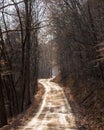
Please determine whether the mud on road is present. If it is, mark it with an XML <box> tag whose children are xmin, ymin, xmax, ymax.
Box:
<box><xmin>18</xmin><ymin>79</ymin><xmax>78</xmax><ymax>130</ymax></box>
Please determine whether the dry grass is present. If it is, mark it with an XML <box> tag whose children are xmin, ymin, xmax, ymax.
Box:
<box><xmin>54</xmin><ymin>74</ymin><xmax>104</xmax><ymax>130</ymax></box>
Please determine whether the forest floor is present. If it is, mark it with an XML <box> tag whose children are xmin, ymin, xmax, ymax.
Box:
<box><xmin>53</xmin><ymin>74</ymin><xmax>104</xmax><ymax>130</ymax></box>
<box><xmin>16</xmin><ymin>79</ymin><xmax>78</xmax><ymax>130</ymax></box>
<box><xmin>64</xmin><ymin>80</ymin><xmax>104</xmax><ymax>130</ymax></box>
<box><xmin>2</xmin><ymin>77</ymin><xmax>103</xmax><ymax>130</ymax></box>
<box><xmin>0</xmin><ymin>83</ymin><xmax>45</xmax><ymax>130</ymax></box>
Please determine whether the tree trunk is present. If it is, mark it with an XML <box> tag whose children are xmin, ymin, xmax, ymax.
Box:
<box><xmin>0</xmin><ymin>77</ymin><xmax>7</xmax><ymax>128</ymax></box>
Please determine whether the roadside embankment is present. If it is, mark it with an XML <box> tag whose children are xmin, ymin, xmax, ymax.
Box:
<box><xmin>53</xmin><ymin>74</ymin><xmax>104</xmax><ymax>130</ymax></box>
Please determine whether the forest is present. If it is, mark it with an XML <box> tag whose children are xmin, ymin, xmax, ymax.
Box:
<box><xmin>0</xmin><ymin>0</ymin><xmax>104</xmax><ymax>130</ymax></box>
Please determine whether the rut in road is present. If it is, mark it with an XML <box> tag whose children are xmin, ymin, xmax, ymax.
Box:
<box><xmin>18</xmin><ymin>79</ymin><xmax>78</xmax><ymax>130</ymax></box>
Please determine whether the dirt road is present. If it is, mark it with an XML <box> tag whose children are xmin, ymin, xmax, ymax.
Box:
<box><xmin>18</xmin><ymin>79</ymin><xmax>77</xmax><ymax>130</ymax></box>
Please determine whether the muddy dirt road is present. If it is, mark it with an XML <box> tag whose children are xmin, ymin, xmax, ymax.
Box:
<box><xmin>18</xmin><ymin>79</ymin><xmax>77</xmax><ymax>130</ymax></box>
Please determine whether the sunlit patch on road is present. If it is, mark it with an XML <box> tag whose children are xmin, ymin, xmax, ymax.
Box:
<box><xmin>19</xmin><ymin>79</ymin><xmax>78</xmax><ymax>130</ymax></box>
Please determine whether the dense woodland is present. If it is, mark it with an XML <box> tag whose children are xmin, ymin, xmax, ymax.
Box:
<box><xmin>47</xmin><ymin>0</ymin><xmax>104</xmax><ymax>129</ymax></box>
<box><xmin>0</xmin><ymin>0</ymin><xmax>104</xmax><ymax>129</ymax></box>
<box><xmin>38</xmin><ymin>43</ymin><xmax>52</xmax><ymax>78</ymax></box>
<box><xmin>0</xmin><ymin>0</ymin><xmax>41</xmax><ymax>127</ymax></box>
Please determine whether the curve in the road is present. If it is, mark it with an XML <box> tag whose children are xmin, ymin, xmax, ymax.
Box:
<box><xmin>19</xmin><ymin>79</ymin><xmax>78</xmax><ymax>130</ymax></box>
